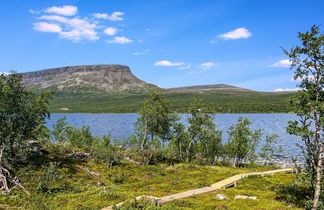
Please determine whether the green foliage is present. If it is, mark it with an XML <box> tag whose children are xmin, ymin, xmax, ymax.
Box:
<box><xmin>260</xmin><ymin>134</ymin><xmax>282</xmax><ymax>164</ymax></box>
<box><xmin>50</xmin><ymin>118</ymin><xmax>124</xmax><ymax>166</ymax></box>
<box><xmin>135</xmin><ymin>91</ymin><xmax>176</xmax><ymax>149</ymax></box>
<box><xmin>186</xmin><ymin>99</ymin><xmax>222</xmax><ymax>164</ymax></box>
<box><xmin>0</xmin><ymin>72</ymin><xmax>51</xmax><ymax>166</ymax></box>
<box><xmin>49</xmin><ymin>90</ymin><xmax>294</xmax><ymax>113</ymax></box>
<box><xmin>284</xmin><ymin>25</ymin><xmax>323</xmax><ymax>209</ymax></box>
<box><xmin>90</xmin><ymin>136</ymin><xmax>124</xmax><ymax>167</ymax></box>
<box><xmin>36</xmin><ymin>162</ymin><xmax>67</xmax><ymax>194</ymax></box>
<box><xmin>226</xmin><ymin>117</ymin><xmax>262</xmax><ymax>166</ymax></box>
<box><xmin>51</xmin><ymin>117</ymin><xmax>96</xmax><ymax>150</ymax></box>
<box><xmin>51</xmin><ymin>116</ymin><xmax>69</xmax><ymax>143</ymax></box>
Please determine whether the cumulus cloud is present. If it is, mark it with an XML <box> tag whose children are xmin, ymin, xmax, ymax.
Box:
<box><xmin>200</xmin><ymin>62</ymin><xmax>217</xmax><ymax>69</ymax></box>
<box><xmin>44</xmin><ymin>5</ymin><xmax>77</xmax><ymax>16</ymax></box>
<box><xmin>274</xmin><ymin>88</ymin><xmax>300</xmax><ymax>92</ymax></box>
<box><xmin>32</xmin><ymin>6</ymin><xmax>130</xmax><ymax>42</ymax></box>
<box><xmin>60</xmin><ymin>18</ymin><xmax>99</xmax><ymax>41</ymax></box>
<box><xmin>107</xmin><ymin>36</ymin><xmax>133</xmax><ymax>44</ymax></box>
<box><xmin>93</xmin><ymin>12</ymin><xmax>124</xmax><ymax>21</ymax></box>
<box><xmin>154</xmin><ymin>60</ymin><xmax>185</xmax><ymax>67</ymax></box>
<box><xmin>33</xmin><ymin>22</ymin><xmax>62</xmax><ymax>33</ymax></box>
<box><xmin>39</xmin><ymin>15</ymin><xmax>68</xmax><ymax>23</ymax></box>
<box><xmin>271</xmin><ymin>59</ymin><xmax>292</xmax><ymax>68</ymax></box>
<box><xmin>218</xmin><ymin>27</ymin><xmax>252</xmax><ymax>40</ymax></box>
<box><xmin>103</xmin><ymin>27</ymin><xmax>117</xmax><ymax>36</ymax></box>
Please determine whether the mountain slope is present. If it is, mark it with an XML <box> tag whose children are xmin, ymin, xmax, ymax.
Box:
<box><xmin>22</xmin><ymin>65</ymin><xmax>157</xmax><ymax>92</ymax></box>
<box><xmin>21</xmin><ymin>64</ymin><xmax>294</xmax><ymax>113</ymax></box>
<box><xmin>166</xmin><ymin>84</ymin><xmax>252</xmax><ymax>93</ymax></box>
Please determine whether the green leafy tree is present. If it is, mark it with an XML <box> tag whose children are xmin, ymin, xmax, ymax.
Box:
<box><xmin>260</xmin><ymin>134</ymin><xmax>282</xmax><ymax>165</ymax></box>
<box><xmin>186</xmin><ymin>99</ymin><xmax>222</xmax><ymax>164</ymax></box>
<box><xmin>134</xmin><ymin>91</ymin><xmax>176</xmax><ymax>150</ymax></box>
<box><xmin>226</xmin><ymin>117</ymin><xmax>262</xmax><ymax>167</ymax></box>
<box><xmin>284</xmin><ymin>25</ymin><xmax>323</xmax><ymax>210</ymax></box>
<box><xmin>0</xmin><ymin>72</ymin><xmax>51</xmax><ymax>194</ymax></box>
<box><xmin>51</xmin><ymin>117</ymin><xmax>69</xmax><ymax>143</ymax></box>
<box><xmin>168</xmin><ymin>122</ymin><xmax>190</xmax><ymax>162</ymax></box>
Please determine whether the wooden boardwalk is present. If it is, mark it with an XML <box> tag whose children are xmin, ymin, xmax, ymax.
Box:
<box><xmin>102</xmin><ymin>168</ymin><xmax>295</xmax><ymax>210</ymax></box>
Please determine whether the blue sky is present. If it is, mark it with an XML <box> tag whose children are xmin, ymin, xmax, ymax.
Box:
<box><xmin>0</xmin><ymin>0</ymin><xmax>323</xmax><ymax>91</ymax></box>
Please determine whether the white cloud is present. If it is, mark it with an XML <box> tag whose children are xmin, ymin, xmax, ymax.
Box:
<box><xmin>39</xmin><ymin>15</ymin><xmax>68</xmax><ymax>23</ymax></box>
<box><xmin>93</xmin><ymin>12</ymin><xmax>124</xmax><ymax>21</ymax></box>
<box><xmin>32</xmin><ymin>6</ymin><xmax>129</xmax><ymax>42</ymax></box>
<box><xmin>33</xmin><ymin>22</ymin><xmax>62</xmax><ymax>33</ymax></box>
<box><xmin>59</xmin><ymin>18</ymin><xmax>99</xmax><ymax>41</ymax></box>
<box><xmin>154</xmin><ymin>60</ymin><xmax>185</xmax><ymax>67</ymax></box>
<box><xmin>274</xmin><ymin>88</ymin><xmax>300</xmax><ymax>92</ymax></box>
<box><xmin>35</xmin><ymin>15</ymin><xmax>99</xmax><ymax>41</ymax></box>
<box><xmin>271</xmin><ymin>59</ymin><xmax>292</xmax><ymax>68</ymax></box>
<box><xmin>103</xmin><ymin>27</ymin><xmax>117</xmax><ymax>36</ymax></box>
<box><xmin>44</xmin><ymin>5</ymin><xmax>77</xmax><ymax>16</ymax></box>
<box><xmin>133</xmin><ymin>49</ymin><xmax>149</xmax><ymax>55</ymax></box>
<box><xmin>218</xmin><ymin>27</ymin><xmax>252</xmax><ymax>40</ymax></box>
<box><xmin>200</xmin><ymin>62</ymin><xmax>217</xmax><ymax>69</ymax></box>
<box><xmin>107</xmin><ymin>36</ymin><xmax>133</xmax><ymax>44</ymax></box>
<box><xmin>0</xmin><ymin>72</ymin><xmax>10</xmax><ymax>75</ymax></box>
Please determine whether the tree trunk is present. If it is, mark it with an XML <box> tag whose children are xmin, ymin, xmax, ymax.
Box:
<box><xmin>140</xmin><ymin>133</ymin><xmax>148</xmax><ymax>150</ymax></box>
<box><xmin>312</xmin><ymin>115</ymin><xmax>323</xmax><ymax>210</ymax></box>
<box><xmin>186</xmin><ymin>140</ymin><xmax>194</xmax><ymax>162</ymax></box>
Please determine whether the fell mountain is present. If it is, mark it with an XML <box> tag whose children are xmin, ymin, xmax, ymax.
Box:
<box><xmin>22</xmin><ymin>65</ymin><xmax>157</xmax><ymax>93</ymax></box>
<box><xmin>21</xmin><ymin>64</ymin><xmax>293</xmax><ymax>113</ymax></box>
<box><xmin>166</xmin><ymin>84</ymin><xmax>252</xmax><ymax>93</ymax></box>
<box><xmin>22</xmin><ymin>64</ymin><xmax>252</xmax><ymax>93</ymax></box>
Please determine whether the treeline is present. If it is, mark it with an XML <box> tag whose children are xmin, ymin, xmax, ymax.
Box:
<box><xmin>125</xmin><ymin>91</ymin><xmax>280</xmax><ymax>166</ymax></box>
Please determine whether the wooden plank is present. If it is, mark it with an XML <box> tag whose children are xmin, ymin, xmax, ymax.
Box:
<box><xmin>101</xmin><ymin>168</ymin><xmax>295</xmax><ymax>209</ymax></box>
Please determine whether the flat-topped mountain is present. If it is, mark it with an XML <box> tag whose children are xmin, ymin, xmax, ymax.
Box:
<box><xmin>19</xmin><ymin>64</ymin><xmax>293</xmax><ymax>113</ymax></box>
<box><xmin>22</xmin><ymin>65</ymin><xmax>251</xmax><ymax>93</ymax></box>
<box><xmin>22</xmin><ymin>65</ymin><xmax>157</xmax><ymax>92</ymax></box>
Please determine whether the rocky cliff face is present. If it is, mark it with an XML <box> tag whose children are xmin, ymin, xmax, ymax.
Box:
<box><xmin>22</xmin><ymin>65</ymin><xmax>157</xmax><ymax>92</ymax></box>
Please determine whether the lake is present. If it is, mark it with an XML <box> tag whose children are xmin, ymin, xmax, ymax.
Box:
<box><xmin>46</xmin><ymin>113</ymin><xmax>303</xmax><ymax>159</ymax></box>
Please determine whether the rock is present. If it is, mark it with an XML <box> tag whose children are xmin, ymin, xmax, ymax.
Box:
<box><xmin>234</xmin><ymin>195</ymin><xmax>257</xmax><ymax>200</ymax></box>
<box><xmin>27</xmin><ymin>140</ymin><xmax>41</xmax><ymax>153</ymax></box>
<box><xmin>215</xmin><ymin>194</ymin><xmax>228</xmax><ymax>200</ymax></box>
<box><xmin>68</xmin><ymin>152</ymin><xmax>90</xmax><ymax>160</ymax></box>
<box><xmin>135</xmin><ymin>195</ymin><xmax>160</xmax><ymax>205</ymax></box>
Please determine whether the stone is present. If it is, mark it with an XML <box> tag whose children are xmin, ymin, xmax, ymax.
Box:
<box><xmin>68</xmin><ymin>152</ymin><xmax>90</xmax><ymax>160</ymax></box>
<box><xmin>215</xmin><ymin>194</ymin><xmax>228</xmax><ymax>200</ymax></box>
<box><xmin>234</xmin><ymin>195</ymin><xmax>257</xmax><ymax>200</ymax></box>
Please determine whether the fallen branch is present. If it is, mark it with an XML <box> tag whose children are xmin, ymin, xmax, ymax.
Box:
<box><xmin>83</xmin><ymin>167</ymin><xmax>101</xmax><ymax>177</ymax></box>
<box><xmin>0</xmin><ymin>146</ymin><xmax>29</xmax><ymax>195</ymax></box>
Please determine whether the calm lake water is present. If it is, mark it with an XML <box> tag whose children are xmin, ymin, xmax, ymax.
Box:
<box><xmin>46</xmin><ymin>113</ymin><xmax>303</xmax><ymax>158</ymax></box>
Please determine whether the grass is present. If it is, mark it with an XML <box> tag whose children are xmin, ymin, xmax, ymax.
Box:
<box><xmin>49</xmin><ymin>90</ymin><xmax>294</xmax><ymax>113</ymax></box>
<box><xmin>0</xmin><ymin>152</ymin><xmax>300</xmax><ymax>210</ymax></box>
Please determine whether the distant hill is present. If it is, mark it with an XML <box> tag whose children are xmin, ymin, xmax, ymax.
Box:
<box><xmin>166</xmin><ymin>84</ymin><xmax>252</xmax><ymax>93</ymax></box>
<box><xmin>21</xmin><ymin>64</ymin><xmax>294</xmax><ymax>113</ymax></box>
<box><xmin>22</xmin><ymin>65</ymin><xmax>157</xmax><ymax>93</ymax></box>
<box><xmin>22</xmin><ymin>64</ymin><xmax>253</xmax><ymax>94</ymax></box>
